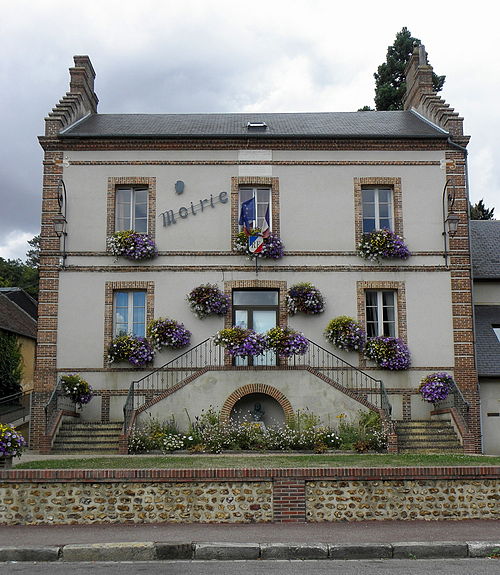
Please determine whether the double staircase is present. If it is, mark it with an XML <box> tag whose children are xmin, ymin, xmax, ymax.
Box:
<box><xmin>51</xmin><ymin>421</ymin><xmax>122</xmax><ymax>454</ymax></box>
<box><xmin>395</xmin><ymin>420</ymin><xmax>463</xmax><ymax>453</ymax></box>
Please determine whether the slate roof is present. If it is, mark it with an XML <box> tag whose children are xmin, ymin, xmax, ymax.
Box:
<box><xmin>62</xmin><ymin>111</ymin><xmax>448</xmax><ymax>139</ymax></box>
<box><xmin>474</xmin><ymin>305</ymin><xmax>500</xmax><ymax>377</ymax></box>
<box><xmin>470</xmin><ymin>220</ymin><xmax>500</xmax><ymax>279</ymax></box>
<box><xmin>0</xmin><ymin>294</ymin><xmax>37</xmax><ymax>339</ymax></box>
<box><xmin>0</xmin><ymin>287</ymin><xmax>37</xmax><ymax>320</ymax></box>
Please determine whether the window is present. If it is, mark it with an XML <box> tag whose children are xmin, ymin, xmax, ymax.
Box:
<box><xmin>493</xmin><ymin>325</ymin><xmax>500</xmax><ymax>343</ymax></box>
<box><xmin>365</xmin><ymin>290</ymin><xmax>396</xmax><ymax>338</ymax></box>
<box><xmin>233</xmin><ymin>289</ymin><xmax>278</xmax><ymax>366</ymax></box>
<box><xmin>238</xmin><ymin>187</ymin><xmax>271</xmax><ymax>232</ymax></box>
<box><xmin>115</xmin><ymin>186</ymin><xmax>148</xmax><ymax>233</ymax></box>
<box><xmin>113</xmin><ymin>291</ymin><xmax>146</xmax><ymax>337</ymax></box>
<box><xmin>362</xmin><ymin>186</ymin><xmax>393</xmax><ymax>233</ymax></box>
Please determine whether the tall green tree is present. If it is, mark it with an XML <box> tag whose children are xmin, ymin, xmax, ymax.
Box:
<box><xmin>0</xmin><ymin>236</ymin><xmax>39</xmax><ymax>300</ymax></box>
<box><xmin>470</xmin><ymin>199</ymin><xmax>495</xmax><ymax>220</ymax></box>
<box><xmin>0</xmin><ymin>331</ymin><xmax>23</xmax><ymax>399</ymax></box>
<box><xmin>374</xmin><ymin>27</ymin><xmax>445</xmax><ymax>111</ymax></box>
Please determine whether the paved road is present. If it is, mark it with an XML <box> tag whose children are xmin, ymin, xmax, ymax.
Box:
<box><xmin>1</xmin><ymin>560</ymin><xmax>499</xmax><ymax>575</ymax></box>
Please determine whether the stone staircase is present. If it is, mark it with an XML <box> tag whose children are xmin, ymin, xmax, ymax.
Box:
<box><xmin>51</xmin><ymin>421</ymin><xmax>123</xmax><ymax>454</ymax></box>
<box><xmin>395</xmin><ymin>420</ymin><xmax>463</xmax><ymax>453</ymax></box>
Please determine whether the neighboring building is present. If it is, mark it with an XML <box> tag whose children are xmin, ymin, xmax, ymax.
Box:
<box><xmin>31</xmin><ymin>47</ymin><xmax>481</xmax><ymax>453</ymax></box>
<box><xmin>0</xmin><ymin>288</ymin><xmax>37</xmax><ymax>395</ymax></box>
<box><xmin>471</xmin><ymin>220</ymin><xmax>500</xmax><ymax>454</ymax></box>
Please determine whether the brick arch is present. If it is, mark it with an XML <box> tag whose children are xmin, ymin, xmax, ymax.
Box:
<box><xmin>220</xmin><ymin>384</ymin><xmax>294</xmax><ymax>422</ymax></box>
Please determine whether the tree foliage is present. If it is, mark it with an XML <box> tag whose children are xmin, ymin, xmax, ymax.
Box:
<box><xmin>0</xmin><ymin>236</ymin><xmax>39</xmax><ymax>300</ymax></box>
<box><xmin>470</xmin><ymin>199</ymin><xmax>495</xmax><ymax>220</ymax></box>
<box><xmin>374</xmin><ymin>27</ymin><xmax>445</xmax><ymax>111</ymax></box>
<box><xmin>0</xmin><ymin>331</ymin><xmax>23</xmax><ymax>399</ymax></box>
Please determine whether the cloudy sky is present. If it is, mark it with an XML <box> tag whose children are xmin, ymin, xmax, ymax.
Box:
<box><xmin>1</xmin><ymin>0</ymin><xmax>498</xmax><ymax>260</ymax></box>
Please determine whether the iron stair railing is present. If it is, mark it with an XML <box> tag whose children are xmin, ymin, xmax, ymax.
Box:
<box><xmin>123</xmin><ymin>338</ymin><xmax>392</xmax><ymax>432</ymax></box>
<box><xmin>434</xmin><ymin>382</ymin><xmax>470</xmax><ymax>430</ymax></box>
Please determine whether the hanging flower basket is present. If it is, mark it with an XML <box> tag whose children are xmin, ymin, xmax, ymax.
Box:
<box><xmin>419</xmin><ymin>372</ymin><xmax>455</xmax><ymax>403</ymax></box>
<box><xmin>213</xmin><ymin>326</ymin><xmax>267</xmax><ymax>357</ymax></box>
<box><xmin>147</xmin><ymin>318</ymin><xmax>191</xmax><ymax>350</ymax></box>
<box><xmin>357</xmin><ymin>229</ymin><xmax>411</xmax><ymax>263</ymax></box>
<box><xmin>266</xmin><ymin>326</ymin><xmax>309</xmax><ymax>357</ymax></box>
<box><xmin>287</xmin><ymin>283</ymin><xmax>325</xmax><ymax>315</ymax></box>
<box><xmin>234</xmin><ymin>230</ymin><xmax>285</xmax><ymax>260</ymax></box>
<box><xmin>60</xmin><ymin>374</ymin><xmax>94</xmax><ymax>407</ymax></box>
<box><xmin>187</xmin><ymin>284</ymin><xmax>230</xmax><ymax>319</ymax></box>
<box><xmin>0</xmin><ymin>422</ymin><xmax>26</xmax><ymax>460</ymax></box>
<box><xmin>107</xmin><ymin>230</ymin><xmax>157</xmax><ymax>261</ymax></box>
<box><xmin>364</xmin><ymin>336</ymin><xmax>411</xmax><ymax>370</ymax></box>
<box><xmin>108</xmin><ymin>334</ymin><xmax>155</xmax><ymax>367</ymax></box>
<box><xmin>324</xmin><ymin>316</ymin><xmax>366</xmax><ymax>352</ymax></box>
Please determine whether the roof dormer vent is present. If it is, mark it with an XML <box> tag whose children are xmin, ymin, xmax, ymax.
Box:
<box><xmin>247</xmin><ymin>121</ymin><xmax>268</xmax><ymax>131</ymax></box>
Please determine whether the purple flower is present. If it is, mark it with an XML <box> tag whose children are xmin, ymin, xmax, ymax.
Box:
<box><xmin>364</xmin><ymin>336</ymin><xmax>411</xmax><ymax>370</ymax></box>
<box><xmin>234</xmin><ymin>230</ymin><xmax>285</xmax><ymax>260</ymax></box>
<box><xmin>266</xmin><ymin>326</ymin><xmax>309</xmax><ymax>357</ymax></box>
<box><xmin>325</xmin><ymin>316</ymin><xmax>366</xmax><ymax>352</ymax></box>
<box><xmin>107</xmin><ymin>231</ymin><xmax>157</xmax><ymax>261</ymax></box>
<box><xmin>357</xmin><ymin>229</ymin><xmax>411</xmax><ymax>262</ymax></box>
<box><xmin>419</xmin><ymin>372</ymin><xmax>455</xmax><ymax>403</ymax></box>
<box><xmin>213</xmin><ymin>327</ymin><xmax>267</xmax><ymax>357</ymax></box>
<box><xmin>287</xmin><ymin>283</ymin><xmax>325</xmax><ymax>315</ymax></box>
<box><xmin>187</xmin><ymin>284</ymin><xmax>230</xmax><ymax>319</ymax></box>
<box><xmin>108</xmin><ymin>334</ymin><xmax>155</xmax><ymax>367</ymax></box>
<box><xmin>147</xmin><ymin>318</ymin><xmax>191</xmax><ymax>350</ymax></box>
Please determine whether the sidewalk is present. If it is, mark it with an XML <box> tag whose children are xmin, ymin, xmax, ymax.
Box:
<box><xmin>1</xmin><ymin>521</ymin><xmax>499</xmax><ymax>562</ymax></box>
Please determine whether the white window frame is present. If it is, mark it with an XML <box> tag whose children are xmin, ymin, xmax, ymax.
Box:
<box><xmin>362</xmin><ymin>186</ymin><xmax>394</xmax><ymax>233</ymax></box>
<box><xmin>238</xmin><ymin>187</ymin><xmax>272</xmax><ymax>232</ymax></box>
<box><xmin>113</xmin><ymin>290</ymin><xmax>147</xmax><ymax>337</ymax></box>
<box><xmin>115</xmin><ymin>185</ymin><xmax>149</xmax><ymax>233</ymax></box>
<box><xmin>365</xmin><ymin>290</ymin><xmax>397</xmax><ymax>338</ymax></box>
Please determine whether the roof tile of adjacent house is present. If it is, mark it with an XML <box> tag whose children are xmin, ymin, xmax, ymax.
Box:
<box><xmin>470</xmin><ymin>220</ymin><xmax>500</xmax><ymax>279</ymax></box>
<box><xmin>0</xmin><ymin>293</ymin><xmax>37</xmax><ymax>339</ymax></box>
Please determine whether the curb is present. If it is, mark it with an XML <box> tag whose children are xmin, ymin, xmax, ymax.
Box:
<box><xmin>0</xmin><ymin>540</ymin><xmax>499</xmax><ymax>562</ymax></box>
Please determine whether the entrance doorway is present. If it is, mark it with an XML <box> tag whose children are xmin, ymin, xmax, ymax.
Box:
<box><xmin>233</xmin><ymin>289</ymin><xmax>278</xmax><ymax>366</ymax></box>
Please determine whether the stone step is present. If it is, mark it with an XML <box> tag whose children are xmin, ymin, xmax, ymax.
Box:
<box><xmin>52</xmin><ymin>422</ymin><xmax>123</xmax><ymax>454</ymax></box>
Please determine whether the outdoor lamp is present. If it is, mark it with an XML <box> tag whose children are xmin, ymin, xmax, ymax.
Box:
<box><xmin>53</xmin><ymin>214</ymin><xmax>67</xmax><ymax>237</ymax></box>
<box><xmin>446</xmin><ymin>213</ymin><xmax>460</xmax><ymax>237</ymax></box>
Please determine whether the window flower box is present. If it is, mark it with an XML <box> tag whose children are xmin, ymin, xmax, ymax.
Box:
<box><xmin>187</xmin><ymin>284</ymin><xmax>230</xmax><ymax>319</ymax></box>
<box><xmin>287</xmin><ymin>283</ymin><xmax>325</xmax><ymax>315</ymax></box>
<box><xmin>107</xmin><ymin>230</ymin><xmax>157</xmax><ymax>261</ymax></box>
<box><xmin>324</xmin><ymin>316</ymin><xmax>366</xmax><ymax>352</ymax></box>
<box><xmin>147</xmin><ymin>318</ymin><xmax>191</xmax><ymax>350</ymax></box>
<box><xmin>419</xmin><ymin>372</ymin><xmax>455</xmax><ymax>403</ymax></box>
<box><xmin>108</xmin><ymin>334</ymin><xmax>155</xmax><ymax>367</ymax></box>
<box><xmin>364</xmin><ymin>336</ymin><xmax>411</xmax><ymax>370</ymax></box>
<box><xmin>60</xmin><ymin>374</ymin><xmax>94</xmax><ymax>408</ymax></box>
<box><xmin>357</xmin><ymin>229</ymin><xmax>410</xmax><ymax>263</ymax></box>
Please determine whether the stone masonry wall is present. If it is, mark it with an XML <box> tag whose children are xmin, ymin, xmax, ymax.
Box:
<box><xmin>1</xmin><ymin>467</ymin><xmax>498</xmax><ymax>525</ymax></box>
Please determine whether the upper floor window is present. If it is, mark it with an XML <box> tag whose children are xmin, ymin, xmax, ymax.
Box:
<box><xmin>362</xmin><ymin>186</ymin><xmax>393</xmax><ymax>233</ymax></box>
<box><xmin>115</xmin><ymin>186</ymin><xmax>148</xmax><ymax>233</ymax></box>
<box><xmin>365</xmin><ymin>290</ymin><xmax>396</xmax><ymax>338</ymax></box>
<box><xmin>238</xmin><ymin>187</ymin><xmax>272</xmax><ymax>233</ymax></box>
<box><xmin>113</xmin><ymin>290</ymin><xmax>146</xmax><ymax>337</ymax></box>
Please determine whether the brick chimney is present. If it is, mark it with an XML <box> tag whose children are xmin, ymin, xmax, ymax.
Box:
<box><xmin>403</xmin><ymin>45</ymin><xmax>468</xmax><ymax>144</ymax></box>
<box><xmin>44</xmin><ymin>55</ymin><xmax>99</xmax><ymax>137</ymax></box>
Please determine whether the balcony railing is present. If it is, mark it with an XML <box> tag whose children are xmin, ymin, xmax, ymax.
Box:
<box><xmin>123</xmin><ymin>338</ymin><xmax>392</xmax><ymax>433</ymax></box>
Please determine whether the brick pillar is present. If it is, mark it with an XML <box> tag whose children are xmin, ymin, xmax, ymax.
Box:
<box><xmin>272</xmin><ymin>479</ymin><xmax>306</xmax><ymax>522</ymax></box>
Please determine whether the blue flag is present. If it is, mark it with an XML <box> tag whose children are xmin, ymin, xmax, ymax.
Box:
<box><xmin>238</xmin><ymin>197</ymin><xmax>255</xmax><ymax>235</ymax></box>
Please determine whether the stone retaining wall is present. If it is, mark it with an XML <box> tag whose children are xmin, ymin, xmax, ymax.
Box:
<box><xmin>1</xmin><ymin>467</ymin><xmax>499</xmax><ymax>525</ymax></box>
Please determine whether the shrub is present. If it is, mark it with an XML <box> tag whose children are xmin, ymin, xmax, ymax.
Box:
<box><xmin>364</xmin><ymin>336</ymin><xmax>411</xmax><ymax>370</ymax></box>
<box><xmin>324</xmin><ymin>316</ymin><xmax>366</xmax><ymax>352</ymax></box>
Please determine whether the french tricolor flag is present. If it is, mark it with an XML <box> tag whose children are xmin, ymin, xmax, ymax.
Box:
<box><xmin>261</xmin><ymin>205</ymin><xmax>271</xmax><ymax>238</ymax></box>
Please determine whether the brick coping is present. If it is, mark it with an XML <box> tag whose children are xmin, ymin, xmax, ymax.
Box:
<box><xmin>2</xmin><ymin>466</ymin><xmax>499</xmax><ymax>482</ymax></box>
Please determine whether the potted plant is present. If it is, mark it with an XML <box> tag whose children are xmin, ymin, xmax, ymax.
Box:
<box><xmin>147</xmin><ymin>318</ymin><xmax>191</xmax><ymax>350</ymax></box>
<box><xmin>324</xmin><ymin>316</ymin><xmax>366</xmax><ymax>352</ymax></box>
<box><xmin>187</xmin><ymin>284</ymin><xmax>230</xmax><ymax>319</ymax></box>
<box><xmin>265</xmin><ymin>326</ymin><xmax>309</xmax><ymax>357</ymax></box>
<box><xmin>108</xmin><ymin>334</ymin><xmax>155</xmax><ymax>367</ymax></box>
<box><xmin>234</xmin><ymin>229</ymin><xmax>285</xmax><ymax>260</ymax></box>
<box><xmin>213</xmin><ymin>326</ymin><xmax>267</xmax><ymax>357</ymax></box>
<box><xmin>364</xmin><ymin>336</ymin><xmax>411</xmax><ymax>370</ymax></box>
<box><xmin>60</xmin><ymin>373</ymin><xmax>94</xmax><ymax>408</ymax></box>
<box><xmin>357</xmin><ymin>229</ymin><xmax>411</xmax><ymax>262</ymax></box>
<box><xmin>0</xmin><ymin>422</ymin><xmax>27</xmax><ymax>468</ymax></box>
<box><xmin>287</xmin><ymin>282</ymin><xmax>325</xmax><ymax>315</ymax></box>
<box><xmin>107</xmin><ymin>230</ymin><xmax>157</xmax><ymax>261</ymax></box>
<box><xmin>419</xmin><ymin>372</ymin><xmax>455</xmax><ymax>404</ymax></box>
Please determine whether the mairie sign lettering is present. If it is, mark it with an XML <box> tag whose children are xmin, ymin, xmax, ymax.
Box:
<box><xmin>161</xmin><ymin>191</ymin><xmax>228</xmax><ymax>227</ymax></box>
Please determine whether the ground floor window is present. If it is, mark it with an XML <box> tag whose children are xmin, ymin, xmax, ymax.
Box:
<box><xmin>233</xmin><ymin>289</ymin><xmax>278</xmax><ymax>365</ymax></box>
<box><xmin>365</xmin><ymin>290</ymin><xmax>397</xmax><ymax>338</ymax></box>
<box><xmin>113</xmin><ymin>290</ymin><xmax>147</xmax><ymax>337</ymax></box>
